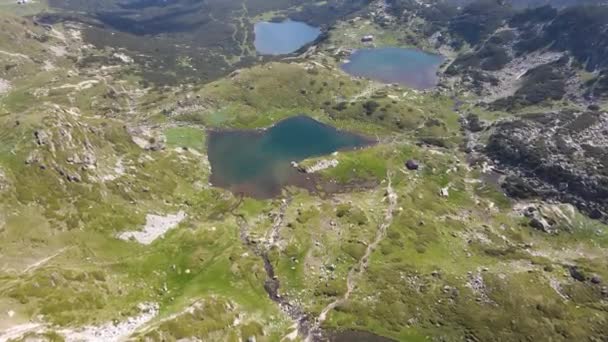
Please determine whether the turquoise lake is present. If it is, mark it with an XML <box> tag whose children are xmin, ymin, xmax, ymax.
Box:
<box><xmin>253</xmin><ymin>20</ymin><xmax>321</xmax><ymax>55</ymax></box>
<box><xmin>341</xmin><ymin>47</ymin><xmax>444</xmax><ymax>90</ymax></box>
<box><xmin>207</xmin><ymin>116</ymin><xmax>372</xmax><ymax>198</ymax></box>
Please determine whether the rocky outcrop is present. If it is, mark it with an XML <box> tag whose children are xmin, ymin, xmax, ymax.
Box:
<box><xmin>441</xmin><ymin>4</ymin><xmax>608</xmax><ymax>103</ymax></box>
<box><xmin>128</xmin><ymin>126</ymin><xmax>166</xmax><ymax>151</ymax></box>
<box><xmin>118</xmin><ymin>211</ymin><xmax>186</xmax><ymax>245</ymax></box>
<box><xmin>0</xmin><ymin>78</ymin><xmax>11</xmax><ymax>95</ymax></box>
<box><xmin>34</xmin><ymin>130</ymin><xmax>51</xmax><ymax>146</ymax></box>
<box><xmin>486</xmin><ymin>110</ymin><xmax>608</xmax><ymax>222</ymax></box>
<box><xmin>405</xmin><ymin>159</ymin><xmax>419</xmax><ymax>170</ymax></box>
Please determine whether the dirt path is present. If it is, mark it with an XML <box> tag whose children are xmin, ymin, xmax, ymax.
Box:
<box><xmin>308</xmin><ymin>172</ymin><xmax>399</xmax><ymax>340</ymax></box>
<box><xmin>349</xmin><ymin>82</ymin><xmax>386</xmax><ymax>101</ymax></box>
<box><xmin>0</xmin><ymin>50</ymin><xmax>31</xmax><ymax>61</ymax></box>
<box><xmin>22</xmin><ymin>247</ymin><xmax>69</xmax><ymax>274</ymax></box>
<box><xmin>223</xmin><ymin>0</ymin><xmax>251</xmax><ymax>65</ymax></box>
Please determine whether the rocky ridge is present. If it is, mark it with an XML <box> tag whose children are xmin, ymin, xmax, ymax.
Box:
<box><xmin>486</xmin><ymin>110</ymin><xmax>608</xmax><ymax>222</ymax></box>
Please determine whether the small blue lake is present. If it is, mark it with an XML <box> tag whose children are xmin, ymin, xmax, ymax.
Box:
<box><xmin>254</xmin><ymin>20</ymin><xmax>321</xmax><ymax>55</ymax></box>
<box><xmin>341</xmin><ymin>48</ymin><xmax>444</xmax><ymax>90</ymax></box>
<box><xmin>207</xmin><ymin>116</ymin><xmax>372</xmax><ymax>198</ymax></box>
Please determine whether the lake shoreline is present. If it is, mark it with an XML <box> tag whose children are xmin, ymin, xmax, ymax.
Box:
<box><xmin>254</xmin><ymin>20</ymin><xmax>322</xmax><ymax>55</ymax></box>
<box><xmin>206</xmin><ymin>115</ymin><xmax>376</xmax><ymax>198</ymax></box>
<box><xmin>340</xmin><ymin>47</ymin><xmax>445</xmax><ymax>90</ymax></box>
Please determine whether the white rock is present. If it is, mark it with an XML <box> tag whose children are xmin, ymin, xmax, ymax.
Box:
<box><xmin>118</xmin><ymin>211</ymin><xmax>186</xmax><ymax>245</ymax></box>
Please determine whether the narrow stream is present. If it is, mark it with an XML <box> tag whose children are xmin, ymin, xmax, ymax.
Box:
<box><xmin>234</xmin><ymin>198</ymin><xmax>317</xmax><ymax>340</ymax></box>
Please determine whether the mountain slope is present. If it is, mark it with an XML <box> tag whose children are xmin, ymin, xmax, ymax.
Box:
<box><xmin>1</xmin><ymin>2</ymin><xmax>608</xmax><ymax>342</ymax></box>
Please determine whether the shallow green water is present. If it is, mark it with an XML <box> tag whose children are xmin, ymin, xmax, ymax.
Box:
<box><xmin>207</xmin><ymin>115</ymin><xmax>372</xmax><ymax>197</ymax></box>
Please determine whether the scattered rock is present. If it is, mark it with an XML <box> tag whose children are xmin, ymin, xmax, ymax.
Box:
<box><xmin>523</xmin><ymin>206</ymin><xmax>536</xmax><ymax>217</ymax></box>
<box><xmin>58</xmin><ymin>302</ymin><xmax>158</xmax><ymax>341</ymax></box>
<box><xmin>113</xmin><ymin>52</ymin><xmax>133</xmax><ymax>63</ymax></box>
<box><xmin>0</xmin><ymin>168</ymin><xmax>10</xmax><ymax>192</ymax></box>
<box><xmin>590</xmin><ymin>209</ymin><xmax>604</xmax><ymax>220</ymax></box>
<box><xmin>290</xmin><ymin>161</ymin><xmax>307</xmax><ymax>173</ymax></box>
<box><xmin>118</xmin><ymin>211</ymin><xmax>187</xmax><ymax>245</ymax></box>
<box><xmin>439</xmin><ymin>187</ymin><xmax>449</xmax><ymax>197</ymax></box>
<box><xmin>25</xmin><ymin>152</ymin><xmax>39</xmax><ymax>165</ymax></box>
<box><xmin>466</xmin><ymin>271</ymin><xmax>492</xmax><ymax>304</ymax></box>
<box><xmin>128</xmin><ymin>126</ymin><xmax>166</xmax><ymax>151</ymax></box>
<box><xmin>486</xmin><ymin>110</ymin><xmax>608</xmax><ymax>222</ymax></box>
<box><xmin>34</xmin><ymin>130</ymin><xmax>50</xmax><ymax>146</ymax></box>
<box><xmin>67</xmin><ymin>173</ymin><xmax>82</xmax><ymax>182</ymax></box>
<box><xmin>568</xmin><ymin>266</ymin><xmax>587</xmax><ymax>282</ymax></box>
<box><xmin>0</xmin><ymin>78</ymin><xmax>11</xmax><ymax>95</ymax></box>
<box><xmin>361</xmin><ymin>35</ymin><xmax>374</xmax><ymax>42</ymax></box>
<box><xmin>302</xmin><ymin>159</ymin><xmax>339</xmax><ymax>173</ymax></box>
<box><xmin>405</xmin><ymin>159</ymin><xmax>419</xmax><ymax>170</ymax></box>
<box><xmin>529</xmin><ymin>217</ymin><xmax>551</xmax><ymax>232</ymax></box>
<box><xmin>82</xmin><ymin>151</ymin><xmax>97</xmax><ymax>168</ymax></box>
<box><xmin>519</xmin><ymin>204</ymin><xmax>561</xmax><ymax>234</ymax></box>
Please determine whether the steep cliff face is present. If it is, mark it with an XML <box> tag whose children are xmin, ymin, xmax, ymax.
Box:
<box><xmin>486</xmin><ymin>110</ymin><xmax>608</xmax><ymax>221</ymax></box>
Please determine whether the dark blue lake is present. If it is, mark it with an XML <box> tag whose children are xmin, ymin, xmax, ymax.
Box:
<box><xmin>254</xmin><ymin>20</ymin><xmax>321</xmax><ymax>55</ymax></box>
<box><xmin>207</xmin><ymin>116</ymin><xmax>372</xmax><ymax>198</ymax></box>
<box><xmin>341</xmin><ymin>48</ymin><xmax>444</xmax><ymax>90</ymax></box>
